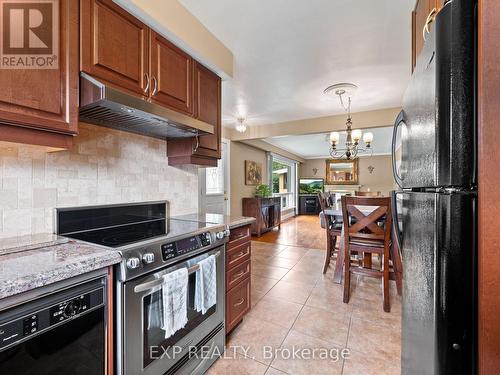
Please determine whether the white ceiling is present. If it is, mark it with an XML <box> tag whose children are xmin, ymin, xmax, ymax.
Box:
<box><xmin>180</xmin><ymin>0</ymin><xmax>414</xmax><ymax>128</ymax></box>
<box><xmin>263</xmin><ymin>126</ymin><xmax>393</xmax><ymax>159</ymax></box>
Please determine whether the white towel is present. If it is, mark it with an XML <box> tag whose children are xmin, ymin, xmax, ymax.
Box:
<box><xmin>194</xmin><ymin>255</ymin><xmax>217</xmax><ymax>314</ymax></box>
<box><xmin>147</xmin><ymin>289</ymin><xmax>163</xmax><ymax>330</ymax></box>
<box><xmin>161</xmin><ymin>268</ymin><xmax>188</xmax><ymax>339</ymax></box>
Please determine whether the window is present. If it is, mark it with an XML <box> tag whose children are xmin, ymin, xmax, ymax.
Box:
<box><xmin>269</xmin><ymin>154</ymin><xmax>298</xmax><ymax>211</ymax></box>
<box><xmin>206</xmin><ymin>158</ymin><xmax>224</xmax><ymax>195</ymax></box>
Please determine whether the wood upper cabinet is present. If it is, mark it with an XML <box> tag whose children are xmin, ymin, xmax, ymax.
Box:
<box><xmin>80</xmin><ymin>0</ymin><xmax>222</xmax><ymax>166</ymax></box>
<box><xmin>0</xmin><ymin>0</ymin><xmax>78</xmax><ymax>147</ymax></box>
<box><xmin>166</xmin><ymin>62</ymin><xmax>222</xmax><ymax>166</ymax></box>
<box><xmin>81</xmin><ymin>0</ymin><xmax>149</xmax><ymax>96</ymax></box>
<box><xmin>194</xmin><ymin>62</ymin><xmax>222</xmax><ymax>157</ymax></box>
<box><xmin>412</xmin><ymin>0</ymin><xmax>445</xmax><ymax>70</ymax></box>
<box><xmin>150</xmin><ymin>32</ymin><xmax>194</xmax><ymax>115</ymax></box>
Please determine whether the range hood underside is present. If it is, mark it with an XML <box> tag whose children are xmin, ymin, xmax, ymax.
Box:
<box><xmin>79</xmin><ymin>74</ymin><xmax>214</xmax><ymax>139</ymax></box>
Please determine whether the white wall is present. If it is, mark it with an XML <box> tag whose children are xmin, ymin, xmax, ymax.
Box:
<box><xmin>0</xmin><ymin>123</ymin><xmax>199</xmax><ymax>238</ymax></box>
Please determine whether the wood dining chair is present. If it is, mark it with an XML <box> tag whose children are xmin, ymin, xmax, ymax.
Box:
<box><xmin>341</xmin><ymin>196</ymin><xmax>393</xmax><ymax>312</ymax></box>
<box><xmin>318</xmin><ymin>192</ymin><xmax>342</xmax><ymax>274</ymax></box>
<box><xmin>355</xmin><ymin>191</ymin><xmax>382</xmax><ymax>197</ymax></box>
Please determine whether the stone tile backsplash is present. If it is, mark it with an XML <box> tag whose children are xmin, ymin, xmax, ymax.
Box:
<box><xmin>0</xmin><ymin>123</ymin><xmax>199</xmax><ymax>238</ymax></box>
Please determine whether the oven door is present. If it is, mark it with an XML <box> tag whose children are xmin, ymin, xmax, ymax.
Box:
<box><xmin>121</xmin><ymin>246</ymin><xmax>225</xmax><ymax>375</ymax></box>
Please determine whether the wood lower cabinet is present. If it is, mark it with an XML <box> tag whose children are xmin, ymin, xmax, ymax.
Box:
<box><xmin>0</xmin><ymin>0</ymin><xmax>78</xmax><ymax>148</ymax></box>
<box><xmin>243</xmin><ymin>198</ymin><xmax>281</xmax><ymax>237</ymax></box>
<box><xmin>225</xmin><ymin>224</ymin><xmax>252</xmax><ymax>334</ymax></box>
<box><xmin>81</xmin><ymin>0</ymin><xmax>149</xmax><ymax>97</ymax></box>
<box><xmin>227</xmin><ymin>241</ymin><xmax>251</xmax><ymax>269</ymax></box>
<box><xmin>226</xmin><ymin>277</ymin><xmax>251</xmax><ymax>333</ymax></box>
<box><xmin>150</xmin><ymin>32</ymin><xmax>194</xmax><ymax>115</ymax></box>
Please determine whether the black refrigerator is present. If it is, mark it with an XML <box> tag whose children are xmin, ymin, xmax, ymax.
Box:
<box><xmin>391</xmin><ymin>1</ymin><xmax>477</xmax><ymax>374</ymax></box>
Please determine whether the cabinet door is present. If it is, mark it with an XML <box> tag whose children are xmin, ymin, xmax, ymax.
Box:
<box><xmin>0</xmin><ymin>0</ymin><xmax>78</xmax><ymax>135</ymax></box>
<box><xmin>261</xmin><ymin>206</ymin><xmax>270</xmax><ymax>231</ymax></box>
<box><xmin>81</xmin><ymin>0</ymin><xmax>149</xmax><ymax>96</ymax></box>
<box><xmin>412</xmin><ymin>0</ymin><xmax>433</xmax><ymax>70</ymax></box>
<box><xmin>150</xmin><ymin>31</ymin><xmax>194</xmax><ymax>115</ymax></box>
<box><xmin>194</xmin><ymin>62</ymin><xmax>221</xmax><ymax>158</ymax></box>
<box><xmin>226</xmin><ymin>277</ymin><xmax>251</xmax><ymax>333</ymax></box>
<box><xmin>273</xmin><ymin>203</ymin><xmax>281</xmax><ymax>226</ymax></box>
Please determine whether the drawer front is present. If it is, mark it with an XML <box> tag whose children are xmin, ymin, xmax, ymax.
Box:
<box><xmin>226</xmin><ymin>241</ymin><xmax>251</xmax><ymax>270</ymax></box>
<box><xmin>226</xmin><ymin>277</ymin><xmax>251</xmax><ymax>332</ymax></box>
<box><xmin>228</xmin><ymin>225</ymin><xmax>251</xmax><ymax>248</ymax></box>
<box><xmin>226</xmin><ymin>260</ymin><xmax>251</xmax><ymax>291</ymax></box>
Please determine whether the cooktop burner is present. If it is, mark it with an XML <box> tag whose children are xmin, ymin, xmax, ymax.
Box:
<box><xmin>66</xmin><ymin>218</ymin><xmax>218</xmax><ymax>248</ymax></box>
<box><xmin>57</xmin><ymin>202</ymin><xmax>230</xmax><ymax>284</ymax></box>
<box><xmin>101</xmin><ymin>231</ymin><xmax>151</xmax><ymax>246</ymax></box>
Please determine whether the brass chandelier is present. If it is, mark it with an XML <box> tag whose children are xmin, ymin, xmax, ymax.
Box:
<box><xmin>324</xmin><ymin>83</ymin><xmax>374</xmax><ymax>160</ymax></box>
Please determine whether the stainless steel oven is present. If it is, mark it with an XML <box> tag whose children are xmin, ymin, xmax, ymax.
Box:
<box><xmin>56</xmin><ymin>202</ymin><xmax>229</xmax><ymax>375</ymax></box>
<box><xmin>119</xmin><ymin>246</ymin><xmax>225</xmax><ymax>375</ymax></box>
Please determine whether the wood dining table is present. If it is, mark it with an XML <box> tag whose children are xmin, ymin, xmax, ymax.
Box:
<box><xmin>321</xmin><ymin>205</ymin><xmax>402</xmax><ymax>288</ymax></box>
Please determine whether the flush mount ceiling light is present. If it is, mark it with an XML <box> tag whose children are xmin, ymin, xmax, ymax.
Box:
<box><xmin>235</xmin><ymin>118</ymin><xmax>247</xmax><ymax>133</ymax></box>
<box><xmin>324</xmin><ymin>83</ymin><xmax>373</xmax><ymax>160</ymax></box>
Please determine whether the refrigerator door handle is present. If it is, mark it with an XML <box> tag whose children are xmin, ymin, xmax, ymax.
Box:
<box><xmin>392</xmin><ymin>110</ymin><xmax>405</xmax><ymax>189</ymax></box>
<box><xmin>390</xmin><ymin>190</ymin><xmax>403</xmax><ymax>250</ymax></box>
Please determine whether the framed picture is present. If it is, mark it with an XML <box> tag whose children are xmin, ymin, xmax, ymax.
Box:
<box><xmin>325</xmin><ymin>159</ymin><xmax>359</xmax><ymax>185</ymax></box>
<box><xmin>245</xmin><ymin>160</ymin><xmax>263</xmax><ymax>185</ymax></box>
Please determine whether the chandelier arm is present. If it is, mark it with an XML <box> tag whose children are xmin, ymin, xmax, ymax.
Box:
<box><xmin>329</xmin><ymin>149</ymin><xmax>347</xmax><ymax>159</ymax></box>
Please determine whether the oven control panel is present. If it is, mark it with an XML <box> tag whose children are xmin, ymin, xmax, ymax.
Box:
<box><xmin>161</xmin><ymin>232</ymin><xmax>211</xmax><ymax>261</ymax></box>
<box><xmin>0</xmin><ymin>288</ymin><xmax>103</xmax><ymax>351</ymax></box>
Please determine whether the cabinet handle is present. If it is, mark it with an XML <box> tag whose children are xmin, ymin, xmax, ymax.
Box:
<box><xmin>233</xmin><ymin>270</ymin><xmax>246</xmax><ymax>278</ymax></box>
<box><xmin>233</xmin><ymin>232</ymin><xmax>247</xmax><ymax>240</ymax></box>
<box><xmin>143</xmin><ymin>73</ymin><xmax>150</xmax><ymax>94</ymax></box>
<box><xmin>192</xmin><ymin>132</ymin><xmax>199</xmax><ymax>153</ymax></box>
<box><xmin>151</xmin><ymin>76</ymin><xmax>158</xmax><ymax>96</ymax></box>
<box><xmin>422</xmin><ymin>8</ymin><xmax>438</xmax><ymax>42</ymax></box>
<box><xmin>233</xmin><ymin>298</ymin><xmax>245</xmax><ymax>307</ymax></box>
<box><xmin>234</xmin><ymin>249</ymin><xmax>249</xmax><ymax>258</ymax></box>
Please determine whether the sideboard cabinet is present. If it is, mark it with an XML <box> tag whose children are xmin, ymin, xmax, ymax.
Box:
<box><xmin>242</xmin><ymin>197</ymin><xmax>281</xmax><ymax>237</ymax></box>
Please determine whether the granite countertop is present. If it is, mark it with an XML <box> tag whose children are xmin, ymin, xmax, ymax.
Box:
<box><xmin>172</xmin><ymin>213</ymin><xmax>255</xmax><ymax>229</ymax></box>
<box><xmin>0</xmin><ymin>233</ymin><xmax>69</xmax><ymax>256</ymax></box>
<box><xmin>0</xmin><ymin>240</ymin><xmax>121</xmax><ymax>300</ymax></box>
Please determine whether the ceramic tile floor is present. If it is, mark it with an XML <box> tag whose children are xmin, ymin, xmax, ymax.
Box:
<box><xmin>208</xmin><ymin>241</ymin><xmax>402</xmax><ymax>375</ymax></box>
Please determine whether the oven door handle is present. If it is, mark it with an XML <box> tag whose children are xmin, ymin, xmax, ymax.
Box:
<box><xmin>133</xmin><ymin>251</ymin><xmax>221</xmax><ymax>294</ymax></box>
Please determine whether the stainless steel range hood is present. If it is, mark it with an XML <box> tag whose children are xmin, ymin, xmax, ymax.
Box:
<box><xmin>79</xmin><ymin>73</ymin><xmax>214</xmax><ymax>139</ymax></box>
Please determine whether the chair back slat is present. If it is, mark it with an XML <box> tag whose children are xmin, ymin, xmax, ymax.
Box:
<box><xmin>350</xmin><ymin>232</ymin><xmax>386</xmax><ymax>241</ymax></box>
<box><xmin>341</xmin><ymin>196</ymin><xmax>392</xmax><ymax>241</ymax></box>
<box><xmin>355</xmin><ymin>191</ymin><xmax>382</xmax><ymax>197</ymax></box>
<box><xmin>317</xmin><ymin>192</ymin><xmax>329</xmax><ymax>211</ymax></box>
<box><xmin>347</xmin><ymin>206</ymin><xmax>387</xmax><ymax>235</ymax></box>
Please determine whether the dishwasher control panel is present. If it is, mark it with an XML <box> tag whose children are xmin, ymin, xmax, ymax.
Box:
<box><xmin>0</xmin><ymin>287</ymin><xmax>103</xmax><ymax>351</ymax></box>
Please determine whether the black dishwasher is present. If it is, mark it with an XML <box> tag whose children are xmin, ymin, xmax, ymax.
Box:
<box><xmin>0</xmin><ymin>277</ymin><xmax>107</xmax><ymax>375</ymax></box>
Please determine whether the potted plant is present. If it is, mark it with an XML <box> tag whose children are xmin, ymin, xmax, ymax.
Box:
<box><xmin>255</xmin><ymin>184</ymin><xmax>272</xmax><ymax>198</ymax></box>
